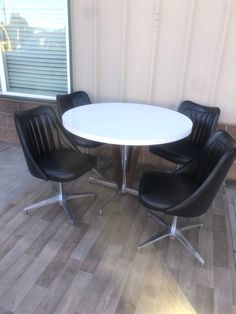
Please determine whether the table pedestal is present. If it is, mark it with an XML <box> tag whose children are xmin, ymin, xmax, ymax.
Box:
<box><xmin>88</xmin><ymin>145</ymin><xmax>140</xmax><ymax>213</ymax></box>
<box><xmin>112</xmin><ymin>145</ymin><xmax>141</xmax><ymax>191</ymax></box>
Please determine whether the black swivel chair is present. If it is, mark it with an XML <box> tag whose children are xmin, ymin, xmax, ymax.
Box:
<box><xmin>57</xmin><ymin>91</ymin><xmax>103</xmax><ymax>149</ymax></box>
<box><xmin>57</xmin><ymin>91</ymin><xmax>104</xmax><ymax>179</ymax></box>
<box><xmin>14</xmin><ymin>105</ymin><xmax>97</xmax><ymax>225</ymax></box>
<box><xmin>149</xmin><ymin>101</ymin><xmax>220</xmax><ymax>165</ymax></box>
<box><xmin>138</xmin><ymin>130</ymin><xmax>236</xmax><ymax>265</ymax></box>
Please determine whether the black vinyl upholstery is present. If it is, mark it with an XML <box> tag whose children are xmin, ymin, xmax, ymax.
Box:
<box><xmin>14</xmin><ymin>105</ymin><xmax>96</xmax><ymax>182</ymax></box>
<box><xmin>139</xmin><ymin>130</ymin><xmax>235</xmax><ymax>264</ymax></box>
<box><xmin>149</xmin><ymin>101</ymin><xmax>220</xmax><ymax>164</ymax></box>
<box><xmin>140</xmin><ymin>130</ymin><xmax>236</xmax><ymax>218</ymax></box>
<box><xmin>57</xmin><ymin>91</ymin><xmax>103</xmax><ymax>148</ymax></box>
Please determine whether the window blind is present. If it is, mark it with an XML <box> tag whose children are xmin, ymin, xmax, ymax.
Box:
<box><xmin>0</xmin><ymin>1</ymin><xmax>69</xmax><ymax>97</ymax></box>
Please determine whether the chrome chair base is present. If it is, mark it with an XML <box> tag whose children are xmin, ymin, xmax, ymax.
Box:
<box><xmin>138</xmin><ymin>212</ymin><xmax>204</xmax><ymax>266</ymax></box>
<box><xmin>24</xmin><ymin>182</ymin><xmax>97</xmax><ymax>225</ymax></box>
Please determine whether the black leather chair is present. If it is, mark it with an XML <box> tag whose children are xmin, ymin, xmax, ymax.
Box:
<box><xmin>138</xmin><ymin>130</ymin><xmax>236</xmax><ymax>265</ymax></box>
<box><xmin>57</xmin><ymin>91</ymin><xmax>103</xmax><ymax>149</ymax></box>
<box><xmin>149</xmin><ymin>101</ymin><xmax>220</xmax><ymax>165</ymax></box>
<box><xmin>14</xmin><ymin>105</ymin><xmax>97</xmax><ymax>225</ymax></box>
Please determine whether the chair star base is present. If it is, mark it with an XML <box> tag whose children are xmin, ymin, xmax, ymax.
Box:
<box><xmin>138</xmin><ymin>212</ymin><xmax>204</xmax><ymax>266</ymax></box>
<box><xmin>24</xmin><ymin>182</ymin><xmax>96</xmax><ymax>225</ymax></box>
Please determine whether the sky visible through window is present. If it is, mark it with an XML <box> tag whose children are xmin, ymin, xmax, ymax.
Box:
<box><xmin>0</xmin><ymin>0</ymin><xmax>68</xmax><ymax>97</ymax></box>
<box><xmin>0</xmin><ymin>0</ymin><xmax>65</xmax><ymax>29</ymax></box>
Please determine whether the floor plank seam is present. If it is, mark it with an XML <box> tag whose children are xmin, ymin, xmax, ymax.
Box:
<box><xmin>0</xmin><ymin>144</ymin><xmax>235</xmax><ymax>313</ymax></box>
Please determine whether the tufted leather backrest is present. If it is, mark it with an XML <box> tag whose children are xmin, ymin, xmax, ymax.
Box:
<box><xmin>179</xmin><ymin>101</ymin><xmax>220</xmax><ymax>148</ymax></box>
<box><xmin>14</xmin><ymin>105</ymin><xmax>77</xmax><ymax>179</ymax></box>
<box><xmin>56</xmin><ymin>91</ymin><xmax>91</xmax><ymax>121</ymax></box>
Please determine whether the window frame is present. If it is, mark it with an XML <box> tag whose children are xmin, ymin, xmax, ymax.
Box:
<box><xmin>0</xmin><ymin>0</ymin><xmax>71</xmax><ymax>100</ymax></box>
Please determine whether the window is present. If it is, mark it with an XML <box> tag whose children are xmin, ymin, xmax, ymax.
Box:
<box><xmin>0</xmin><ymin>0</ymin><xmax>70</xmax><ymax>99</ymax></box>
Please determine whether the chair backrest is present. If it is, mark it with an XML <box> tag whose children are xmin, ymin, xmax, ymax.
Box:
<box><xmin>56</xmin><ymin>91</ymin><xmax>91</xmax><ymax>120</ymax></box>
<box><xmin>14</xmin><ymin>105</ymin><xmax>77</xmax><ymax>180</ymax></box>
<box><xmin>178</xmin><ymin>101</ymin><xmax>220</xmax><ymax>148</ymax></box>
<box><xmin>168</xmin><ymin>130</ymin><xmax>236</xmax><ymax>217</ymax></box>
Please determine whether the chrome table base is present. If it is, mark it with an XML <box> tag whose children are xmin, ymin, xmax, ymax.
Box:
<box><xmin>24</xmin><ymin>182</ymin><xmax>96</xmax><ymax>225</ymax></box>
<box><xmin>138</xmin><ymin>212</ymin><xmax>205</xmax><ymax>266</ymax></box>
<box><xmin>89</xmin><ymin>145</ymin><xmax>138</xmax><ymax>214</ymax></box>
<box><xmin>88</xmin><ymin>177</ymin><xmax>138</xmax><ymax>215</ymax></box>
<box><xmin>88</xmin><ymin>177</ymin><xmax>138</xmax><ymax>196</ymax></box>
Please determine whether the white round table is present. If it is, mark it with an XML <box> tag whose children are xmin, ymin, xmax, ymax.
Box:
<box><xmin>63</xmin><ymin>103</ymin><xmax>192</xmax><ymax>200</ymax></box>
<box><xmin>63</xmin><ymin>103</ymin><xmax>192</xmax><ymax>146</ymax></box>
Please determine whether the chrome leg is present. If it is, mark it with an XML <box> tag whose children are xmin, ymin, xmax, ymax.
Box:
<box><xmin>180</xmin><ymin>223</ymin><xmax>203</xmax><ymax>232</ymax></box>
<box><xmin>170</xmin><ymin>216</ymin><xmax>177</xmax><ymax>240</ymax></box>
<box><xmin>138</xmin><ymin>215</ymin><xmax>205</xmax><ymax>265</ymax></box>
<box><xmin>120</xmin><ymin>145</ymin><xmax>138</xmax><ymax>195</ymax></box>
<box><xmin>61</xmin><ymin>199</ymin><xmax>74</xmax><ymax>225</ymax></box>
<box><xmin>78</xmin><ymin>146</ymin><xmax>103</xmax><ymax>178</ymax></box>
<box><xmin>89</xmin><ymin>145</ymin><xmax>138</xmax><ymax>196</ymax></box>
<box><xmin>24</xmin><ymin>182</ymin><xmax>96</xmax><ymax>225</ymax></box>
<box><xmin>138</xmin><ymin>229</ymin><xmax>170</xmax><ymax>250</ymax></box>
<box><xmin>88</xmin><ymin>177</ymin><xmax>118</xmax><ymax>189</ymax></box>
<box><xmin>65</xmin><ymin>192</ymin><xmax>97</xmax><ymax>201</ymax></box>
<box><xmin>124</xmin><ymin>187</ymin><xmax>138</xmax><ymax>196</ymax></box>
<box><xmin>121</xmin><ymin>145</ymin><xmax>128</xmax><ymax>193</ymax></box>
<box><xmin>24</xmin><ymin>195</ymin><xmax>59</xmax><ymax>214</ymax></box>
<box><xmin>92</xmin><ymin>168</ymin><xmax>103</xmax><ymax>178</ymax></box>
<box><xmin>176</xmin><ymin>229</ymin><xmax>205</xmax><ymax>266</ymax></box>
<box><xmin>86</xmin><ymin>166</ymin><xmax>103</xmax><ymax>186</ymax></box>
<box><xmin>58</xmin><ymin>182</ymin><xmax>75</xmax><ymax>225</ymax></box>
<box><xmin>88</xmin><ymin>177</ymin><xmax>118</xmax><ymax>215</ymax></box>
<box><xmin>88</xmin><ymin>145</ymin><xmax>138</xmax><ymax>215</ymax></box>
<box><xmin>99</xmin><ymin>190</ymin><xmax>117</xmax><ymax>216</ymax></box>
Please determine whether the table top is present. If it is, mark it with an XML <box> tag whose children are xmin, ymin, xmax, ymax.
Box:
<box><xmin>62</xmin><ymin>102</ymin><xmax>193</xmax><ymax>146</ymax></box>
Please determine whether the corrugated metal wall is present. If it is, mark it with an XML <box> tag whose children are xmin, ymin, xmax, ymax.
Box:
<box><xmin>71</xmin><ymin>0</ymin><xmax>236</xmax><ymax>124</ymax></box>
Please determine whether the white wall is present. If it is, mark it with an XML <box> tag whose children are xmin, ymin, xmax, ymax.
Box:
<box><xmin>70</xmin><ymin>0</ymin><xmax>236</xmax><ymax>124</ymax></box>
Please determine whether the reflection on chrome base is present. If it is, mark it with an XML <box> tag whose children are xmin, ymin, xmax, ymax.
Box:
<box><xmin>24</xmin><ymin>182</ymin><xmax>96</xmax><ymax>225</ymax></box>
<box><xmin>88</xmin><ymin>145</ymin><xmax>138</xmax><ymax>215</ymax></box>
<box><xmin>138</xmin><ymin>212</ymin><xmax>204</xmax><ymax>266</ymax></box>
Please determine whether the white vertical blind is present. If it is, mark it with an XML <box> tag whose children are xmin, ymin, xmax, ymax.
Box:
<box><xmin>0</xmin><ymin>0</ymin><xmax>69</xmax><ymax>97</ymax></box>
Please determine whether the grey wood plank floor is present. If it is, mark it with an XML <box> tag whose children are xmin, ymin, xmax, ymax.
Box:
<box><xmin>226</xmin><ymin>183</ymin><xmax>236</xmax><ymax>268</ymax></box>
<box><xmin>0</xmin><ymin>143</ymin><xmax>235</xmax><ymax>314</ymax></box>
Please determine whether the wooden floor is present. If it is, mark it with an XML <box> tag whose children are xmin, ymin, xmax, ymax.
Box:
<box><xmin>226</xmin><ymin>183</ymin><xmax>236</xmax><ymax>267</ymax></box>
<box><xmin>0</xmin><ymin>143</ymin><xmax>236</xmax><ymax>314</ymax></box>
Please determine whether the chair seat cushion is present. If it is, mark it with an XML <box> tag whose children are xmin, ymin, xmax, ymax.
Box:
<box><xmin>139</xmin><ymin>171</ymin><xmax>199</xmax><ymax>212</ymax></box>
<box><xmin>149</xmin><ymin>139</ymin><xmax>201</xmax><ymax>164</ymax></box>
<box><xmin>36</xmin><ymin>150</ymin><xmax>96</xmax><ymax>182</ymax></box>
